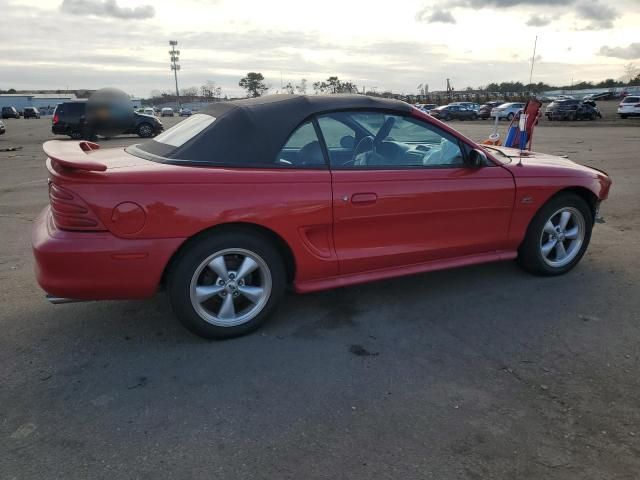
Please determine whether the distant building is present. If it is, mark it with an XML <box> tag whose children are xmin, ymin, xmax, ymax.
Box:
<box><xmin>0</xmin><ymin>93</ymin><xmax>78</xmax><ymax>112</ymax></box>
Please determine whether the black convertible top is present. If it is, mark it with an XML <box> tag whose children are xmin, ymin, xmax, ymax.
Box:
<box><xmin>132</xmin><ymin>95</ymin><xmax>412</xmax><ymax>166</ymax></box>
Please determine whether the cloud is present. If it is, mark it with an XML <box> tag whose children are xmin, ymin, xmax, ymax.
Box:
<box><xmin>598</xmin><ymin>43</ymin><xmax>640</xmax><ymax>60</ymax></box>
<box><xmin>575</xmin><ymin>0</ymin><xmax>618</xmax><ymax>29</ymax></box>
<box><xmin>453</xmin><ymin>0</ymin><xmax>567</xmax><ymax>6</ymax></box>
<box><xmin>436</xmin><ymin>0</ymin><xmax>618</xmax><ymax>30</ymax></box>
<box><xmin>60</xmin><ymin>0</ymin><xmax>155</xmax><ymax>20</ymax></box>
<box><xmin>415</xmin><ymin>7</ymin><xmax>456</xmax><ymax>24</ymax></box>
<box><xmin>526</xmin><ymin>14</ymin><xmax>552</xmax><ymax>26</ymax></box>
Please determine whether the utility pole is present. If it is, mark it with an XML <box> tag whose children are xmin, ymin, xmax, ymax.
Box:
<box><xmin>528</xmin><ymin>35</ymin><xmax>538</xmax><ymax>96</ymax></box>
<box><xmin>169</xmin><ymin>40</ymin><xmax>181</xmax><ymax>109</ymax></box>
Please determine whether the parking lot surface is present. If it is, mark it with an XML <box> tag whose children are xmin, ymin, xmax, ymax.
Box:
<box><xmin>1</xmin><ymin>104</ymin><xmax>639</xmax><ymax>479</ymax></box>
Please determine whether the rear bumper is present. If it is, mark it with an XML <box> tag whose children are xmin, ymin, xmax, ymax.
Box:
<box><xmin>32</xmin><ymin>208</ymin><xmax>184</xmax><ymax>300</ymax></box>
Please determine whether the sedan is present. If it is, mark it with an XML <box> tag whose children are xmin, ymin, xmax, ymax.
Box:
<box><xmin>0</xmin><ymin>120</ymin><xmax>5</xmax><ymax>135</ymax></box>
<box><xmin>490</xmin><ymin>102</ymin><xmax>525</xmax><ymax>121</ymax></box>
<box><xmin>33</xmin><ymin>95</ymin><xmax>611</xmax><ymax>339</ymax></box>
<box><xmin>477</xmin><ymin>101</ymin><xmax>503</xmax><ymax>119</ymax></box>
<box><xmin>429</xmin><ymin>105</ymin><xmax>478</xmax><ymax>121</ymax></box>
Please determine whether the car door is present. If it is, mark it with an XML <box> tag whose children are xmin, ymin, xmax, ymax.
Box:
<box><xmin>317</xmin><ymin>111</ymin><xmax>516</xmax><ymax>275</ymax></box>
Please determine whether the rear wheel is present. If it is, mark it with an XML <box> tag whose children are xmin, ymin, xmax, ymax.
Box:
<box><xmin>506</xmin><ymin>113</ymin><xmax>514</xmax><ymax>121</ymax></box>
<box><xmin>168</xmin><ymin>231</ymin><xmax>286</xmax><ymax>339</ymax></box>
<box><xmin>517</xmin><ymin>193</ymin><xmax>593</xmax><ymax>276</ymax></box>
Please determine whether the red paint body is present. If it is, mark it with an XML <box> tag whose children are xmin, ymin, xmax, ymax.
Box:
<box><xmin>32</xmin><ymin>109</ymin><xmax>611</xmax><ymax>300</ymax></box>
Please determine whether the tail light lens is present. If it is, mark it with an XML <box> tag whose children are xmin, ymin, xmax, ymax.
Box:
<box><xmin>49</xmin><ymin>183</ymin><xmax>106</xmax><ymax>231</ymax></box>
<box><xmin>53</xmin><ymin>114</ymin><xmax>59</xmax><ymax>124</ymax></box>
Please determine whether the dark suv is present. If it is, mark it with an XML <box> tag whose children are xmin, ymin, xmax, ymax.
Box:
<box><xmin>52</xmin><ymin>101</ymin><xmax>164</xmax><ymax>139</ymax></box>
<box><xmin>545</xmin><ymin>99</ymin><xmax>601</xmax><ymax>121</ymax></box>
<box><xmin>23</xmin><ymin>107</ymin><xmax>40</xmax><ymax>119</ymax></box>
<box><xmin>2</xmin><ymin>106</ymin><xmax>20</xmax><ymax>119</ymax></box>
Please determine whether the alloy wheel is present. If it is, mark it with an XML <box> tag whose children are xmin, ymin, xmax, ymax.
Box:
<box><xmin>539</xmin><ymin>207</ymin><xmax>586</xmax><ymax>268</ymax></box>
<box><xmin>189</xmin><ymin>248</ymin><xmax>272</xmax><ymax>327</ymax></box>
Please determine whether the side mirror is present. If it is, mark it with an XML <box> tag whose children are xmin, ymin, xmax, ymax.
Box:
<box><xmin>340</xmin><ymin>135</ymin><xmax>355</xmax><ymax>149</ymax></box>
<box><xmin>468</xmin><ymin>148</ymin><xmax>487</xmax><ymax>168</ymax></box>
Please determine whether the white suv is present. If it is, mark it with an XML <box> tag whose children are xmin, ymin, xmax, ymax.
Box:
<box><xmin>618</xmin><ymin>96</ymin><xmax>640</xmax><ymax>118</ymax></box>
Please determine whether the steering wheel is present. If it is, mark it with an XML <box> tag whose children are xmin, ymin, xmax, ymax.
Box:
<box><xmin>351</xmin><ymin>135</ymin><xmax>374</xmax><ymax>164</ymax></box>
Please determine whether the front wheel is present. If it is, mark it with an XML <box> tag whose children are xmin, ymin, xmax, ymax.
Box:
<box><xmin>517</xmin><ymin>193</ymin><xmax>593</xmax><ymax>276</ymax></box>
<box><xmin>168</xmin><ymin>231</ymin><xmax>286</xmax><ymax>339</ymax></box>
<box><xmin>506</xmin><ymin>113</ymin><xmax>514</xmax><ymax>121</ymax></box>
<box><xmin>137</xmin><ymin>123</ymin><xmax>154</xmax><ymax>138</ymax></box>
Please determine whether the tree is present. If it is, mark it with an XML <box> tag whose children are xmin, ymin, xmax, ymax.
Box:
<box><xmin>239</xmin><ymin>72</ymin><xmax>268</xmax><ymax>97</ymax></box>
<box><xmin>296</xmin><ymin>79</ymin><xmax>307</xmax><ymax>95</ymax></box>
<box><xmin>284</xmin><ymin>82</ymin><xmax>295</xmax><ymax>94</ymax></box>
<box><xmin>624</xmin><ymin>63</ymin><xmax>638</xmax><ymax>83</ymax></box>
<box><xmin>181</xmin><ymin>86</ymin><xmax>199</xmax><ymax>98</ymax></box>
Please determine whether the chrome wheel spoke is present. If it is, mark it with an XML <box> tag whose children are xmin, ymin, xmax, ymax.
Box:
<box><xmin>236</xmin><ymin>257</ymin><xmax>259</xmax><ymax>281</ymax></box>
<box><xmin>195</xmin><ymin>285</ymin><xmax>224</xmax><ymax>303</ymax></box>
<box><xmin>564</xmin><ymin>226</ymin><xmax>579</xmax><ymax>239</ymax></box>
<box><xmin>543</xmin><ymin>221</ymin><xmax>556</xmax><ymax>235</ymax></box>
<box><xmin>218</xmin><ymin>294</ymin><xmax>236</xmax><ymax>319</ymax></box>
<box><xmin>208</xmin><ymin>256</ymin><xmax>229</xmax><ymax>281</ymax></box>
<box><xmin>541</xmin><ymin>239</ymin><xmax>557</xmax><ymax>257</ymax></box>
<box><xmin>559</xmin><ymin>211</ymin><xmax>572</xmax><ymax>230</ymax></box>
<box><xmin>238</xmin><ymin>285</ymin><xmax>264</xmax><ymax>304</ymax></box>
<box><xmin>555</xmin><ymin>241</ymin><xmax>567</xmax><ymax>260</ymax></box>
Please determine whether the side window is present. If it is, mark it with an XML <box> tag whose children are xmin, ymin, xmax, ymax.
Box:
<box><xmin>317</xmin><ymin>111</ymin><xmax>465</xmax><ymax>169</ymax></box>
<box><xmin>317</xmin><ymin>116</ymin><xmax>356</xmax><ymax>148</ymax></box>
<box><xmin>275</xmin><ymin>120</ymin><xmax>325</xmax><ymax>168</ymax></box>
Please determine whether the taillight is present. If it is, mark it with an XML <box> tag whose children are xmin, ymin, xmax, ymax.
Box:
<box><xmin>53</xmin><ymin>114</ymin><xmax>59</xmax><ymax>124</ymax></box>
<box><xmin>48</xmin><ymin>183</ymin><xmax>106</xmax><ymax>231</ymax></box>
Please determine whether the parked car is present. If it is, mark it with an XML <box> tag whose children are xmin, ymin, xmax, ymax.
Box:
<box><xmin>583</xmin><ymin>92</ymin><xmax>613</xmax><ymax>102</ymax></box>
<box><xmin>0</xmin><ymin>120</ymin><xmax>5</xmax><ymax>135</ymax></box>
<box><xmin>32</xmin><ymin>95</ymin><xmax>611</xmax><ymax>339</ymax></box>
<box><xmin>23</xmin><ymin>107</ymin><xmax>40</xmax><ymax>119</ymax></box>
<box><xmin>143</xmin><ymin>107</ymin><xmax>155</xmax><ymax>116</ymax></box>
<box><xmin>179</xmin><ymin>108</ymin><xmax>193</xmax><ymax>117</ymax></box>
<box><xmin>618</xmin><ymin>95</ymin><xmax>640</xmax><ymax>118</ymax></box>
<box><xmin>429</xmin><ymin>104</ymin><xmax>478</xmax><ymax>121</ymax></box>
<box><xmin>415</xmin><ymin>104</ymin><xmax>437</xmax><ymax>113</ymax></box>
<box><xmin>477</xmin><ymin>101</ymin><xmax>503</xmax><ymax>119</ymax></box>
<box><xmin>450</xmin><ymin>102</ymin><xmax>479</xmax><ymax>112</ymax></box>
<box><xmin>1</xmin><ymin>106</ymin><xmax>20</xmax><ymax>119</ymax></box>
<box><xmin>545</xmin><ymin>99</ymin><xmax>601</xmax><ymax>121</ymax></box>
<box><xmin>161</xmin><ymin>107</ymin><xmax>175</xmax><ymax>117</ymax></box>
<box><xmin>490</xmin><ymin>102</ymin><xmax>525</xmax><ymax>121</ymax></box>
<box><xmin>52</xmin><ymin>101</ymin><xmax>164</xmax><ymax>139</ymax></box>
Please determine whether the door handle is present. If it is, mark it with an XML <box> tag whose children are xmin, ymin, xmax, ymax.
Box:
<box><xmin>351</xmin><ymin>193</ymin><xmax>377</xmax><ymax>205</ymax></box>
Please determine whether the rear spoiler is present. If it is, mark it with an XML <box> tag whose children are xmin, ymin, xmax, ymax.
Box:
<box><xmin>43</xmin><ymin>140</ymin><xmax>107</xmax><ymax>172</ymax></box>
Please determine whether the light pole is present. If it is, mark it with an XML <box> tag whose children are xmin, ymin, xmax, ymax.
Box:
<box><xmin>169</xmin><ymin>40</ymin><xmax>181</xmax><ymax>109</ymax></box>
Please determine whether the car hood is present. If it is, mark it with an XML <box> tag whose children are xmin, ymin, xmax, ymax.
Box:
<box><xmin>484</xmin><ymin>146</ymin><xmax>606</xmax><ymax>178</ymax></box>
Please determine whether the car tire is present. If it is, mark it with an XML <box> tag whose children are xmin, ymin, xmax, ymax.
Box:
<box><xmin>517</xmin><ymin>193</ymin><xmax>593</xmax><ymax>276</ymax></box>
<box><xmin>620</xmin><ymin>115</ymin><xmax>627</xmax><ymax>119</ymax></box>
<box><xmin>167</xmin><ymin>230</ymin><xmax>287</xmax><ymax>339</ymax></box>
<box><xmin>137</xmin><ymin>123</ymin><xmax>154</xmax><ymax>138</ymax></box>
<box><xmin>471</xmin><ymin>114</ymin><xmax>478</xmax><ymax>120</ymax></box>
<box><xmin>507</xmin><ymin>113</ymin><xmax>514</xmax><ymax>121</ymax></box>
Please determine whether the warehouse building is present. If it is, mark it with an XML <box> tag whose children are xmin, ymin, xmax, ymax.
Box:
<box><xmin>0</xmin><ymin>93</ymin><xmax>78</xmax><ymax>114</ymax></box>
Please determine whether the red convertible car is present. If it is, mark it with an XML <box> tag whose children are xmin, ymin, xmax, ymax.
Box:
<box><xmin>33</xmin><ymin>95</ymin><xmax>611</xmax><ymax>338</ymax></box>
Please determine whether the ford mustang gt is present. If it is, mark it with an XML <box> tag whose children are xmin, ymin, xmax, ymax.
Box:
<box><xmin>32</xmin><ymin>95</ymin><xmax>612</xmax><ymax>338</ymax></box>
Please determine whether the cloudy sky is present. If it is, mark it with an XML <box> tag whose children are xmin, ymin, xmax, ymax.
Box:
<box><xmin>1</xmin><ymin>0</ymin><xmax>639</xmax><ymax>97</ymax></box>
